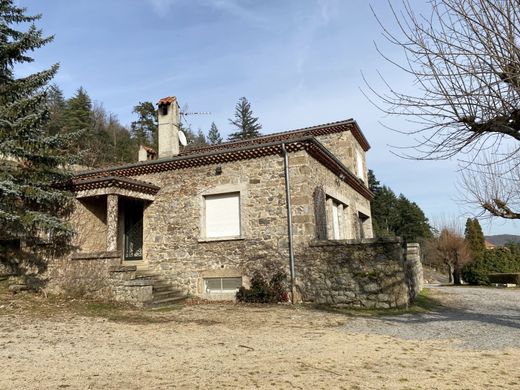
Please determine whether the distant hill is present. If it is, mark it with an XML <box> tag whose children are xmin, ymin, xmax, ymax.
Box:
<box><xmin>485</xmin><ymin>234</ymin><xmax>520</xmax><ymax>246</ymax></box>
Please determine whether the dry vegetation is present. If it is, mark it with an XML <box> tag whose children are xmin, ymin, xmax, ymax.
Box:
<box><xmin>1</xmin><ymin>281</ymin><xmax>519</xmax><ymax>389</ymax></box>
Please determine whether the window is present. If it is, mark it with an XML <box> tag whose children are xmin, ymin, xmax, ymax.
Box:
<box><xmin>204</xmin><ymin>277</ymin><xmax>242</xmax><ymax>294</ymax></box>
<box><xmin>332</xmin><ymin>201</ymin><xmax>341</xmax><ymax>240</ymax></box>
<box><xmin>356</xmin><ymin>150</ymin><xmax>364</xmax><ymax>179</ymax></box>
<box><xmin>327</xmin><ymin>196</ymin><xmax>347</xmax><ymax>240</ymax></box>
<box><xmin>357</xmin><ymin>212</ymin><xmax>370</xmax><ymax>239</ymax></box>
<box><xmin>204</xmin><ymin>192</ymin><xmax>241</xmax><ymax>238</ymax></box>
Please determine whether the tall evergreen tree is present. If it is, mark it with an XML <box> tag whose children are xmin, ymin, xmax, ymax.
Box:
<box><xmin>131</xmin><ymin>101</ymin><xmax>157</xmax><ymax>150</ymax></box>
<box><xmin>43</xmin><ymin>83</ymin><xmax>66</xmax><ymax>136</ymax></box>
<box><xmin>394</xmin><ymin>195</ymin><xmax>433</xmax><ymax>241</ymax></box>
<box><xmin>370</xmin><ymin>170</ymin><xmax>432</xmax><ymax>241</ymax></box>
<box><xmin>228</xmin><ymin>97</ymin><xmax>262</xmax><ymax>140</ymax></box>
<box><xmin>0</xmin><ymin>1</ymin><xmax>77</xmax><ymax>276</ymax></box>
<box><xmin>464</xmin><ymin>218</ymin><xmax>486</xmax><ymax>258</ymax></box>
<box><xmin>208</xmin><ymin>122</ymin><xmax>222</xmax><ymax>144</ymax></box>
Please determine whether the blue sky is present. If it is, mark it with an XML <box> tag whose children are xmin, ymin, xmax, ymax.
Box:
<box><xmin>17</xmin><ymin>0</ymin><xmax>519</xmax><ymax>235</ymax></box>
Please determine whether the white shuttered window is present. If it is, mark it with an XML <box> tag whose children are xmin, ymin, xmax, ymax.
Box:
<box><xmin>356</xmin><ymin>150</ymin><xmax>364</xmax><ymax>179</ymax></box>
<box><xmin>205</xmin><ymin>192</ymin><xmax>241</xmax><ymax>238</ymax></box>
<box><xmin>332</xmin><ymin>201</ymin><xmax>341</xmax><ymax>240</ymax></box>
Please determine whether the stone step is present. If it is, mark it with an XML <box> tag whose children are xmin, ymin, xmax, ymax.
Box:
<box><xmin>153</xmin><ymin>284</ymin><xmax>179</xmax><ymax>293</ymax></box>
<box><xmin>145</xmin><ymin>295</ymin><xmax>187</xmax><ymax>308</ymax></box>
<box><xmin>153</xmin><ymin>290</ymin><xmax>184</xmax><ymax>299</ymax></box>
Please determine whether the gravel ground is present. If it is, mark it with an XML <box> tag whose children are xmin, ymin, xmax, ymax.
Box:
<box><xmin>345</xmin><ymin>286</ymin><xmax>520</xmax><ymax>350</ymax></box>
<box><xmin>2</xmin><ymin>286</ymin><xmax>520</xmax><ymax>389</ymax></box>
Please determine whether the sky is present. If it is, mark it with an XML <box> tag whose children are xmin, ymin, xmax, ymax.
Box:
<box><xmin>16</xmin><ymin>0</ymin><xmax>519</xmax><ymax>235</ymax></box>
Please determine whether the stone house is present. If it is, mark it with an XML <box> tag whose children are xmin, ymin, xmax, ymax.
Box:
<box><xmin>49</xmin><ymin>96</ymin><xmax>421</xmax><ymax>307</ymax></box>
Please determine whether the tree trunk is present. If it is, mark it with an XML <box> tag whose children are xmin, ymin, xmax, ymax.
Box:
<box><xmin>447</xmin><ymin>263</ymin><xmax>453</xmax><ymax>284</ymax></box>
<box><xmin>453</xmin><ymin>268</ymin><xmax>462</xmax><ymax>285</ymax></box>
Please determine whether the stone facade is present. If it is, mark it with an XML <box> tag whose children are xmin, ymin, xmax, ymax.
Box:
<box><xmin>298</xmin><ymin>239</ymin><xmax>422</xmax><ymax>308</ymax></box>
<box><xmin>46</xmin><ymin>120</ymin><xmax>424</xmax><ymax>307</ymax></box>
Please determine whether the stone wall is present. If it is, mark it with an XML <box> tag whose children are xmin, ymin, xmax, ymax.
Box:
<box><xmin>297</xmin><ymin>239</ymin><xmax>422</xmax><ymax>308</ymax></box>
<box><xmin>125</xmin><ymin>148</ymin><xmax>373</xmax><ymax>297</ymax></box>
<box><xmin>72</xmin><ymin>198</ymin><xmax>107</xmax><ymax>253</ymax></box>
<box><xmin>59</xmin><ymin>132</ymin><xmax>376</xmax><ymax>302</ymax></box>
<box><xmin>315</xmin><ymin>131</ymin><xmax>368</xmax><ymax>183</ymax></box>
<box><xmin>46</xmin><ymin>252</ymin><xmax>153</xmax><ymax>306</ymax></box>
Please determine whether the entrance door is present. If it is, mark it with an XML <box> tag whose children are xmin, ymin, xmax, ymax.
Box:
<box><xmin>124</xmin><ymin>199</ymin><xmax>143</xmax><ymax>261</ymax></box>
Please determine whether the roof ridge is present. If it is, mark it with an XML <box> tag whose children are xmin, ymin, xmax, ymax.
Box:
<box><xmin>180</xmin><ymin>118</ymin><xmax>364</xmax><ymax>156</ymax></box>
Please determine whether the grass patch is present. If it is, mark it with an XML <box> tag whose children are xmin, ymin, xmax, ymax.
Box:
<box><xmin>68</xmin><ymin>300</ymin><xmax>177</xmax><ymax>324</ymax></box>
<box><xmin>310</xmin><ymin>289</ymin><xmax>442</xmax><ymax>317</ymax></box>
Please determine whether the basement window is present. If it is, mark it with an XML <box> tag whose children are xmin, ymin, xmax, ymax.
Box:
<box><xmin>204</xmin><ymin>277</ymin><xmax>242</xmax><ymax>294</ymax></box>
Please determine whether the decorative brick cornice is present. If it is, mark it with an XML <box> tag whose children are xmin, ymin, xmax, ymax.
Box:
<box><xmin>72</xmin><ymin>137</ymin><xmax>373</xmax><ymax>201</ymax></box>
<box><xmin>70</xmin><ymin>176</ymin><xmax>160</xmax><ymax>195</ymax></box>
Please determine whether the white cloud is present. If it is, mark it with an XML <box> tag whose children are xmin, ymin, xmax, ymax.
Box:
<box><xmin>147</xmin><ymin>0</ymin><xmax>177</xmax><ymax>16</ymax></box>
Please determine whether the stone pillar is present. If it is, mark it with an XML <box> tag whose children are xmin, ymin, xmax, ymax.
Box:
<box><xmin>405</xmin><ymin>243</ymin><xmax>423</xmax><ymax>300</ymax></box>
<box><xmin>326</xmin><ymin>198</ymin><xmax>334</xmax><ymax>240</ymax></box>
<box><xmin>106</xmin><ymin>195</ymin><xmax>119</xmax><ymax>252</ymax></box>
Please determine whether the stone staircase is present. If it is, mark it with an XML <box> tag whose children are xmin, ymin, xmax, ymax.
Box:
<box><xmin>132</xmin><ymin>270</ymin><xmax>186</xmax><ymax>308</ymax></box>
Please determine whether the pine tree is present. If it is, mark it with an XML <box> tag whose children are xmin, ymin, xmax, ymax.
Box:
<box><xmin>0</xmin><ymin>1</ymin><xmax>77</xmax><ymax>276</ymax></box>
<box><xmin>394</xmin><ymin>195</ymin><xmax>433</xmax><ymax>241</ymax></box>
<box><xmin>44</xmin><ymin>84</ymin><xmax>66</xmax><ymax>136</ymax></box>
<box><xmin>208</xmin><ymin>122</ymin><xmax>222</xmax><ymax>144</ymax></box>
<box><xmin>368</xmin><ymin>169</ymin><xmax>381</xmax><ymax>194</ymax></box>
<box><xmin>369</xmin><ymin>170</ymin><xmax>432</xmax><ymax>241</ymax></box>
<box><xmin>228</xmin><ymin>97</ymin><xmax>262</xmax><ymax>140</ymax></box>
<box><xmin>131</xmin><ymin>101</ymin><xmax>157</xmax><ymax>150</ymax></box>
<box><xmin>464</xmin><ymin>218</ymin><xmax>486</xmax><ymax>259</ymax></box>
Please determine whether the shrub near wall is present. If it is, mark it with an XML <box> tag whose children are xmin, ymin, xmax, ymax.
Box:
<box><xmin>462</xmin><ymin>247</ymin><xmax>520</xmax><ymax>285</ymax></box>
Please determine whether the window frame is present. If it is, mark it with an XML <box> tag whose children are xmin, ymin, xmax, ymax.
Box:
<box><xmin>356</xmin><ymin>149</ymin><xmax>364</xmax><ymax>180</ymax></box>
<box><xmin>199</xmin><ymin>184</ymin><xmax>247</xmax><ymax>242</ymax></box>
<box><xmin>204</xmin><ymin>277</ymin><xmax>242</xmax><ymax>294</ymax></box>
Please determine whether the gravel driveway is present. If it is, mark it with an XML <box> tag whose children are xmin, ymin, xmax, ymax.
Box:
<box><xmin>345</xmin><ymin>286</ymin><xmax>520</xmax><ymax>350</ymax></box>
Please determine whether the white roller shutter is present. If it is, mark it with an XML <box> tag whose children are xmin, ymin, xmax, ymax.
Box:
<box><xmin>332</xmin><ymin>201</ymin><xmax>340</xmax><ymax>239</ymax></box>
<box><xmin>356</xmin><ymin>150</ymin><xmax>364</xmax><ymax>179</ymax></box>
<box><xmin>205</xmin><ymin>192</ymin><xmax>241</xmax><ymax>238</ymax></box>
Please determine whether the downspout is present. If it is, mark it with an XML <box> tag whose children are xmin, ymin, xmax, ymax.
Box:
<box><xmin>282</xmin><ymin>143</ymin><xmax>296</xmax><ymax>303</ymax></box>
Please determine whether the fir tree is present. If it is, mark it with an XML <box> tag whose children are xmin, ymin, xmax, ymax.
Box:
<box><xmin>208</xmin><ymin>122</ymin><xmax>222</xmax><ymax>144</ymax></box>
<box><xmin>368</xmin><ymin>169</ymin><xmax>381</xmax><ymax>194</ymax></box>
<box><xmin>0</xmin><ymin>1</ymin><xmax>77</xmax><ymax>276</ymax></box>
<box><xmin>228</xmin><ymin>97</ymin><xmax>262</xmax><ymax>140</ymax></box>
<box><xmin>464</xmin><ymin>218</ymin><xmax>486</xmax><ymax>258</ymax></box>
<box><xmin>44</xmin><ymin>84</ymin><xmax>66</xmax><ymax>136</ymax></box>
<box><xmin>394</xmin><ymin>195</ymin><xmax>433</xmax><ymax>241</ymax></box>
<box><xmin>131</xmin><ymin>101</ymin><xmax>157</xmax><ymax>150</ymax></box>
<box><xmin>369</xmin><ymin>170</ymin><xmax>432</xmax><ymax>241</ymax></box>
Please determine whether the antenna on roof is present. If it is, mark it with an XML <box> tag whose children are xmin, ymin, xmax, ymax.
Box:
<box><xmin>180</xmin><ymin>111</ymin><xmax>212</xmax><ymax>116</ymax></box>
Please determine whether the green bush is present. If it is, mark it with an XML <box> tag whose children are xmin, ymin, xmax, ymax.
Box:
<box><xmin>236</xmin><ymin>271</ymin><xmax>288</xmax><ymax>303</ymax></box>
<box><xmin>462</xmin><ymin>247</ymin><xmax>520</xmax><ymax>285</ymax></box>
<box><xmin>488</xmin><ymin>273</ymin><xmax>520</xmax><ymax>285</ymax></box>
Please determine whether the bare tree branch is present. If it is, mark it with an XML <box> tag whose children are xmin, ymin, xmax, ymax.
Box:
<box><xmin>367</xmin><ymin>0</ymin><xmax>520</xmax><ymax>160</ymax></box>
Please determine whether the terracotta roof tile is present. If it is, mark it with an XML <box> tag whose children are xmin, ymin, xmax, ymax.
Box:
<box><xmin>180</xmin><ymin>119</ymin><xmax>370</xmax><ymax>155</ymax></box>
<box><xmin>157</xmin><ymin>96</ymin><xmax>177</xmax><ymax>105</ymax></box>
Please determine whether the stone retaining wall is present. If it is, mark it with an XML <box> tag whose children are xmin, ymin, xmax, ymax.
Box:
<box><xmin>297</xmin><ymin>239</ymin><xmax>422</xmax><ymax>308</ymax></box>
<box><xmin>46</xmin><ymin>252</ymin><xmax>153</xmax><ymax>306</ymax></box>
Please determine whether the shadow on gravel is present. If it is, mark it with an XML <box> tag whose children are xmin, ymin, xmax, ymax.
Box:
<box><xmin>382</xmin><ymin>306</ymin><xmax>520</xmax><ymax>330</ymax></box>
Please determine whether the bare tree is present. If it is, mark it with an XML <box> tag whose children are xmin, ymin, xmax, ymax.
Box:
<box><xmin>424</xmin><ymin>226</ymin><xmax>471</xmax><ymax>284</ymax></box>
<box><xmin>459</xmin><ymin>154</ymin><xmax>520</xmax><ymax>218</ymax></box>
<box><xmin>367</xmin><ymin>0</ymin><xmax>520</xmax><ymax>160</ymax></box>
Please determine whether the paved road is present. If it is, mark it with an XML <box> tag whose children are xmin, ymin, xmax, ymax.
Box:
<box><xmin>344</xmin><ymin>286</ymin><xmax>520</xmax><ymax>350</ymax></box>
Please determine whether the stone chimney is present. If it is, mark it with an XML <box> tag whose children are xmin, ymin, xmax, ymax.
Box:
<box><xmin>157</xmin><ymin>96</ymin><xmax>180</xmax><ymax>158</ymax></box>
<box><xmin>138</xmin><ymin>145</ymin><xmax>157</xmax><ymax>162</ymax></box>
